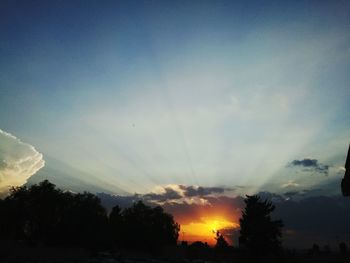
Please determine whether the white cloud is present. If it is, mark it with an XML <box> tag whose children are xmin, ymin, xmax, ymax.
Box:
<box><xmin>0</xmin><ymin>129</ymin><xmax>45</xmax><ymax>195</ymax></box>
<box><xmin>281</xmin><ymin>180</ymin><xmax>300</xmax><ymax>188</ymax></box>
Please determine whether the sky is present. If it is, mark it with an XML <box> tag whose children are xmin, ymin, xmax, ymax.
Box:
<box><xmin>1</xmin><ymin>0</ymin><xmax>350</xmax><ymax>247</ymax></box>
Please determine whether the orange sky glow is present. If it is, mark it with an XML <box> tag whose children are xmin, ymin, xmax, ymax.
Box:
<box><xmin>179</xmin><ymin>216</ymin><xmax>239</xmax><ymax>246</ymax></box>
<box><xmin>162</xmin><ymin>196</ymin><xmax>243</xmax><ymax>246</ymax></box>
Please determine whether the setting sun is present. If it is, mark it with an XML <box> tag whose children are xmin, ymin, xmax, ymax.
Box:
<box><xmin>180</xmin><ymin>216</ymin><xmax>239</xmax><ymax>246</ymax></box>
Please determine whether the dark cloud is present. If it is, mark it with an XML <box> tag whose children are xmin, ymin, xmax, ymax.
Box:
<box><xmin>288</xmin><ymin>158</ymin><xmax>329</xmax><ymax>175</ymax></box>
<box><xmin>274</xmin><ymin>195</ymin><xmax>350</xmax><ymax>247</ymax></box>
<box><xmin>301</xmin><ymin>188</ymin><xmax>323</xmax><ymax>194</ymax></box>
<box><xmin>97</xmin><ymin>192</ymin><xmax>144</xmax><ymax>212</ymax></box>
<box><xmin>132</xmin><ymin>185</ymin><xmax>234</xmax><ymax>203</ymax></box>
<box><xmin>283</xmin><ymin>188</ymin><xmax>324</xmax><ymax>199</ymax></box>
<box><xmin>179</xmin><ymin>185</ymin><xmax>229</xmax><ymax>197</ymax></box>
<box><xmin>89</xmin><ymin>184</ymin><xmax>238</xmax><ymax>213</ymax></box>
<box><xmin>98</xmin><ymin>184</ymin><xmax>237</xmax><ymax>213</ymax></box>
<box><xmin>143</xmin><ymin>187</ymin><xmax>183</xmax><ymax>202</ymax></box>
<box><xmin>283</xmin><ymin>191</ymin><xmax>300</xmax><ymax>198</ymax></box>
<box><xmin>256</xmin><ymin>191</ymin><xmax>288</xmax><ymax>203</ymax></box>
<box><xmin>291</xmin><ymin>159</ymin><xmax>318</xmax><ymax>167</ymax></box>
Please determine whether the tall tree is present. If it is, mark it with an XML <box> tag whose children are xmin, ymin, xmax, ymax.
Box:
<box><xmin>239</xmin><ymin>195</ymin><xmax>283</xmax><ymax>256</ymax></box>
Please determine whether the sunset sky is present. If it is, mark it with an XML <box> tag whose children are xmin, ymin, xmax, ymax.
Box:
<box><xmin>1</xmin><ymin>0</ymin><xmax>350</xmax><ymax>246</ymax></box>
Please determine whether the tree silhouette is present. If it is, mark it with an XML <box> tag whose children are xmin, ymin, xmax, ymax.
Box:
<box><xmin>0</xmin><ymin>180</ymin><xmax>108</xmax><ymax>248</ymax></box>
<box><xmin>339</xmin><ymin>242</ymin><xmax>348</xmax><ymax>255</ymax></box>
<box><xmin>239</xmin><ymin>195</ymin><xmax>283</xmax><ymax>256</ymax></box>
<box><xmin>109</xmin><ymin>204</ymin><xmax>122</xmax><ymax>245</ymax></box>
<box><xmin>0</xmin><ymin>180</ymin><xmax>180</xmax><ymax>252</ymax></box>
<box><xmin>115</xmin><ymin>201</ymin><xmax>180</xmax><ymax>251</ymax></box>
<box><xmin>310</xmin><ymin>243</ymin><xmax>320</xmax><ymax>255</ymax></box>
<box><xmin>22</xmin><ymin>180</ymin><xmax>66</xmax><ymax>243</ymax></box>
<box><xmin>0</xmin><ymin>184</ymin><xmax>30</xmax><ymax>240</ymax></box>
<box><xmin>57</xmin><ymin>191</ymin><xmax>108</xmax><ymax>248</ymax></box>
<box><xmin>215</xmin><ymin>231</ymin><xmax>229</xmax><ymax>250</ymax></box>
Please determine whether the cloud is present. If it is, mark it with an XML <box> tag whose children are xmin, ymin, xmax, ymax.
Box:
<box><xmin>97</xmin><ymin>192</ymin><xmax>144</xmax><ymax>212</ymax></box>
<box><xmin>288</xmin><ymin>158</ymin><xmax>329</xmax><ymax>175</ymax></box>
<box><xmin>274</xmin><ymin>194</ymin><xmax>350</xmax><ymax>248</ymax></box>
<box><xmin>337</xmin><ymin>166</ymin><xmax>346</xmax><ymax>174</ymax></box>
<box><xmin>162</xmin><ymin>195</ymin><xmax>245</xmax><ymax>225</ymax></box>
<box><xmin>140</xmin><ymin>184</ymin><xmax>234</xmax><ymax>204</ymax></box>
<box><xmin>179</xmin><ymin>185</ymin><xmax>228</xmax><ymax>197</ymax></box>
<box><xmin>0</xmin><ymin>129</ymin><xmax>45</xmax><ymax>195</ymax></box>
<box><xmin>144</xmin><ymin>186</ymin><xmax>183</xmax><ymax>202</ymax></box>
<box><xmin>281</xmin><ymin>180</ymin><xmax>300</xmax><ymax>188</ymax></box>
<box><xmin>98</xmin><ymin>187</ymin><xmax>350</xmax><ymax>247</ymax></box>
<box><xmin>97</xmin><ymin>185</ymin><xmax>245</xmax><ymax>223</ymax></box>
<box><xmin>97</xmin><ymin>184</ymin><xmax>235</xmax><ymax>213</ymax></box>
<box><xmin>283</xmin><ymin>191</ymin><xmax>300</xmax><ymax>198</ymax></box>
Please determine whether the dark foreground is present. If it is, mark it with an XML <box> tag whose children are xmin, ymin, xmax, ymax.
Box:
<box><xmin>1</xmin><ymin>244</ymin><xmax>349</xmax><ymax>263</ymax></box>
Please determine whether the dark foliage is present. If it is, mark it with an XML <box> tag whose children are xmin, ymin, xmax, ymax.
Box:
<box><xmin>0</xmin><ymin>180</ymin><xmax>179</xmax><ymax>252</ymax></box>
<box><xmin>215</xmin><ymin>231</ymin><xmax>229</xmax><ymax>250</ymax></box>
<box><xmin>309</xmin><ymin>243</ymin><xmax>320</xmax><ymax>255</ymax></box>
<box><xmin>0</xmin><ymin>180</ymin><xmax>108</xmax><ymax>248</ymax></box>
<box><xmin>239</xmin><ymin>195</ymin><xmax>283</xmax><ymax>256</ymax></box>
<box><xmin>109</xmin><ymin>201</ymin><xmax>180</xmax><ymax>251</ymax></box>
<box><xmin>339</xmin><ymin>242</ymin><xmax>348</xmax><ymax>255</ymax></box>
<box><xmin>187</xmin><ymin>241</ymin><xmax>210</xmax><ymax>260</ymax></box>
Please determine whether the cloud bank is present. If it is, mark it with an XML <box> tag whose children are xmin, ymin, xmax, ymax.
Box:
<box><xmin>142</xmin><ymin>184</ymin><xmax>235</xmax><ymax>204</ymax></box>
<box><xmin>98</xmin><ymin>186</ymin><xmax>350</xmax><ymax>247</ymax></box>
<box><xmin>0</xmin><ymin>129</ymin><xmax>45</xmax><ymax>195</ymax></box>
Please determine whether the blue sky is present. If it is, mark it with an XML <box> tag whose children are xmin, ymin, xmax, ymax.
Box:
<box><xmin>0</xmin><ymin>0</ymin><xmax>349</xmax><ymax>196</ymax></box>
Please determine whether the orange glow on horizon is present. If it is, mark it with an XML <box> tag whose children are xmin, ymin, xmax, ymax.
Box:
<box><xmin>179</xmin><ymin>216</ymin><xmax>239</xmax><ymax>246</ymax></box>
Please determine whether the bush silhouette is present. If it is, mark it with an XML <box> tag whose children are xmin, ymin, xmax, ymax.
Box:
<box><xmin>239</xmin><ymin>195</ymin><xmax>283</xmax><ymax>256</ymax></box>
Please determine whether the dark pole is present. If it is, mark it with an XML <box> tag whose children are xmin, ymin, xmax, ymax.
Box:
<box><xmin>341</xmin><ymin>144</ymin><xmax>350</xmax><ymax>196</ymax></box>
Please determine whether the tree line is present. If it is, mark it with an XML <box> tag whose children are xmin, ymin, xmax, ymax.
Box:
<box><xmin>0</xmin><ymin>180</ymin><xmax>179</xmax><ymax>251</ymax></box>
<box><xmin>0</xmin><ymin>180</ymin><xmax>294</xmax><ymax>258</ymax></box>
<box><xmin>1</xmin><ymin>179</ymin><xmax>349</xmax><ymax>263</ymax></box>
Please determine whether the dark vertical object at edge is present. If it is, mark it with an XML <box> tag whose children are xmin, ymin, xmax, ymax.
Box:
<box><xmin>341</xmin><ymin>144</ymin><xmax>350</xmax><ymax>196</ymax></box>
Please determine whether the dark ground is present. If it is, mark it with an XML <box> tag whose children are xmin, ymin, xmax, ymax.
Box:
<box><xmin>1</xmin><ymin>243</ymin><xmax>349</xmax><ymax>263</ymax></box>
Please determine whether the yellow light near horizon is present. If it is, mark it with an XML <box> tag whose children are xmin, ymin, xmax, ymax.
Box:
<box><xmin>180</xmin><ymin>216</ymin><xmax>239</xmax><ymax>245</ymax></box>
